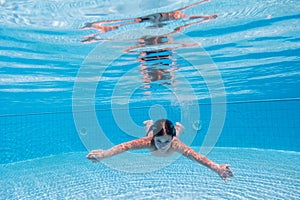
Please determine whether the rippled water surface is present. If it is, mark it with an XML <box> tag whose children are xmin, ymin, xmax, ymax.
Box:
<box><xmin>1</xmin><ymin>0</ymin><xmax>299</xmax><ymax>114</ymax></box>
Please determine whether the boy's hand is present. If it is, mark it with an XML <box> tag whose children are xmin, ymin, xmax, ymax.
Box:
<box><xmin>217</xmin><ymin>164</ymin><xmax>234</xmax><ymax>182</ymax></box>
<box><xmin>87</xmin><ymin>149</ymin><xmax>107</xmax><ymax>162</ymax></box>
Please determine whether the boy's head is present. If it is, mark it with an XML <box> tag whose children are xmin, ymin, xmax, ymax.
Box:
<box><xmin>150</xmin><ymin>119</ymin><xmax>176</xmax><ymax>152</ymax></box>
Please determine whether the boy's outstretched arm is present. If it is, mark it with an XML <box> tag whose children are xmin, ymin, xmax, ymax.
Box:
<box><xmin>171</xmin><ymin>138</ymin><xmax>234</xmax><ymax>182</ymax></box>
<box><xmin>87</xmin><ymin>137</ymin><xmax>152</xmax><ymax>162</ymax></box>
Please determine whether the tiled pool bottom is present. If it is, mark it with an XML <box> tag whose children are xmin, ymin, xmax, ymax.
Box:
<box><xmin>1</xmin><ymin>148</ymin><xmax>299</xmax><ymax>200</ymax></box>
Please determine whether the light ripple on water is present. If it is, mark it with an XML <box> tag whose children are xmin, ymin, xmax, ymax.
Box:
<box><xmin>1</xmin><ymin>148</ymin><xmax>299</xmax><ymax>199</ymax></box>
<box><xmin>0</xmin><ymin>0</ymin><xmax>299</xmax><ymax>109</ymax></box>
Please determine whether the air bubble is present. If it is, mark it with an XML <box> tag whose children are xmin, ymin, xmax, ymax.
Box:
<box><xmin>192</xmin><ymin>120</ymin><xmax>202</xmax><ymax>131</ymax></box>
<box><xmin>80</xmin><ymin>127</ymin><xmax>87</xmax><ymax>135</ymax></box>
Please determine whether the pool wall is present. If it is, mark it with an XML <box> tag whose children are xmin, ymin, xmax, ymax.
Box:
<box><xmin>1</xmin><ymin>99</ymin><xmax>299</xmax><ymax>164</ymax></box>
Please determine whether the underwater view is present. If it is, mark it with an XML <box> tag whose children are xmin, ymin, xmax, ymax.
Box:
<box><xmin>1</xmin><ymin>0</ymin><xmax>300</xmax><ymax>199</ymax></box>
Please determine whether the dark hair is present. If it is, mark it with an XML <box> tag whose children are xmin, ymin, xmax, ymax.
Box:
<box><xmin>150</xmin><ymin>119</ymin><xmax>176</xmax><ymax>138</ymax></box>
<box><xmin>149</xmin><ymin>119</ymin><xmax>176</xmax><ymax>150</ymax></box>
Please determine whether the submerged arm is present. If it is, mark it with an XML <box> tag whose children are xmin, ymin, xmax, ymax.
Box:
<box><xmin>171</xmin><ymin>138</ymin><xmax>233</xmax><ymax>182</ymax></box>
<box><xmin>172</xmin><ymin>138</ymin><xmax>219</xmax><ymax>170</ymax></box>
<box><xmin>87</xmin><ymin>137</ymin><xmax>152</xmax><ymax>162</ymax></box>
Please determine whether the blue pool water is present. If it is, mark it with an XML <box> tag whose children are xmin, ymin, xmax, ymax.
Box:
<box><xmin>1</xmin><ymin>0</ymin><xmax>300</xmax><ymax>199</ymax></box>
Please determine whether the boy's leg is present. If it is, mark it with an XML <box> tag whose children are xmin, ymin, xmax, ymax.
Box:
<box><xmin>143</xmin><ymin>120</ymin><xmax>154</xmax><ymax>137</ymax></box>
<box><xmin>175</xmin><ymin>122</ymin><xmax>185</xmax><ymax>138</ymax></box>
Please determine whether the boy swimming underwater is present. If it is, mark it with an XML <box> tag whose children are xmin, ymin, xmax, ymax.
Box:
<box><xmin>87</xmin><ymin>119</ymin><xmax>234</xmax><ymax>182</ymax></box>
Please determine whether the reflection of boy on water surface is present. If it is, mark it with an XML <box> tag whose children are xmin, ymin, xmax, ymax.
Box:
<box><xmin>80</xmin><ymin>0</ymin><xmax>217</xmax><ymax>42</ymax></box>
<box><xmin>139</xmin><ymin>49</ymin><xmax>175</xmax><ymax>86</ymax></box>
<box><xmin>126</xmin><ymin>33</ymin><xmax>198</xmax><ymax>88</ymax></box>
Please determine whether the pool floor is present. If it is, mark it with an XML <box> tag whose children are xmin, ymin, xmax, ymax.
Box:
<box><xmin>1</xmin><ymin>148</ymin><xmax>299</xmax><ymax>199</ymax></box>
